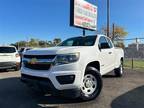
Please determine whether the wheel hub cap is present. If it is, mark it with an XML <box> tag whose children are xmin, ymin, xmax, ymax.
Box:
<box><xmin>81</xmin><ymin>74</ymin><xmax>97</xmax><ymax>96</ymax></box>
<box><xmin>85</xmin><ymin>80</ymin><xmax>93</xmax><ymax>88</ymax></box>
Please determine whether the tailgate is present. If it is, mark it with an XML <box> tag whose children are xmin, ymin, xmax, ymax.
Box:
<box><xmin>0</xmin><ymin>53</ymin><xmax>16</xmax><ymax>62</ymax></box>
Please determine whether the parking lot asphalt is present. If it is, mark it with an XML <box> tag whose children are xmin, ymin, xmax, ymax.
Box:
<box><xmin>0</xmin><ymin>69</ymin><xmax>144</xmax><ymax>108</ymax></box>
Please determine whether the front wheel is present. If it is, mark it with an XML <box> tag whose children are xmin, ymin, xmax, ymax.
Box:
<box><xmin>80</xmin><ymin>67</ymin><xmax>103</xmax><ymax>101</ymax></box>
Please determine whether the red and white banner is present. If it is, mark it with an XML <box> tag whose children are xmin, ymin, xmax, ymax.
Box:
<box><xmin>70</xmin><ymin>0</ymin><xmax>97</xmax><ymax>31</ymax></box>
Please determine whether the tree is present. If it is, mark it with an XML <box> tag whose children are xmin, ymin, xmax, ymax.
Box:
<box><xmin>115</xmin><ymin>42</ymin><xmax>125</xmax><ymax>49</ymax></box>
<box><xmin>39</xmin><ymin>40</ymin><xmax>47</xmax><ymax>47</ymax></box>
<box><xmin>17</xmin><ymin>41</ymin><xmax>27</xmax><ymax>47</ymax></box>
<box><xmin>101</xmin><ymin>25</ymin><xmax>128</xmax><ymax>48</ymax></box>
<box><xmin>47</xmin><ymin>41</ymin><xmax>54</xmax><ymax>47</ymax></box>
<box><xmin>11</xmin><ymin>41</ymin><xmax>27</xmax><ymax>49</ymax></box>
<box><xmin>10</xmin><ymin>37</ymin><xmax>62</xmax><ymax>48</ymax></box>
<box><xmin>101</xmin><ymin>25</ymin><xmax>128</xmax><ymax>40</ymax></box>
<box><xmin>53</xmin><ymin>38</ymin><xmax>62</xmax><ymax>46</ymax></box>
<box><xmin>29</xmin><ymin>38</ymin><xmax>39</xmax><ymax>47</ymax></box>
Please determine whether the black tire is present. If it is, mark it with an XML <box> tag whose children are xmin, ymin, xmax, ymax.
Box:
<box><xmin>114</xmin><ymin>60</ymin><xmax>124</xmax><ymax>77</ymax></box>
<box><xmin>0</xmin><ymin>69</ymin><xmax>7</xmax><ymax>72</ymax></box>
<box><xmin>14</xmin><ymin>65</ymin><xmax>20</xmax><ymax>71</ymax></box>
<box><xmin>80</xmin><ymin>66</ymin><xmax>103</xmax><ymax>101</ymax></box>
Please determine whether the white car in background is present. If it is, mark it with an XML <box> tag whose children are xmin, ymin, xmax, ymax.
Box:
<box><xmin>0</xmin><ymin>46</ymin><xmax>21</xmax><ymax>71</ymax></box>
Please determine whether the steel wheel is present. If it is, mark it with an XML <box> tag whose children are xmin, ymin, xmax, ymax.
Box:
<box><xmin>80</xmin><ymin>67</ymin><xmax>102</xmax><ymax>101</ymax></box>
<box><xmin>81</xmin><ymin>74</ymin><xmax>97</xmax><ymax>96</ymax></box>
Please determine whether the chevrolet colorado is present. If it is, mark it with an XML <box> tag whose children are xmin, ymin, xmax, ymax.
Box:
<box><xmin>21</xmin><ymin>35</ymin><xmax>124</xmax><ymax>101</ymax></box>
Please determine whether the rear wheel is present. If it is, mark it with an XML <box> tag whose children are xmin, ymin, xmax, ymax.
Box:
<box><xmin>80</xmin><ymin>66</ymin><xmax>102</xmax><ymax>101</ymax></box>
<box><xmin>114</xmin><ymin>60</ymin><xmax>124</xmax><ymax>77</ymax></box>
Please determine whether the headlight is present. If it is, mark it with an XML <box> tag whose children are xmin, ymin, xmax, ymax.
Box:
<box><xmin>55</xmin><ymin>53</ymin><xmax>80</xmax><ymax>65</ymax></box>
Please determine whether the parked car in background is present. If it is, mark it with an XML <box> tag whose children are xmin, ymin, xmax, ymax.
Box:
<box><xmin>0</xmin><ymin>46</ymin><xmax>20</xmax><ymax>71</ymax></box>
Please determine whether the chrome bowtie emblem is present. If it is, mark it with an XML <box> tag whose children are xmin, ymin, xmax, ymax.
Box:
<box><xmin>29</xmin><ymin>58</ymin><xmax>37</xmax><ymax>64</ymax></box>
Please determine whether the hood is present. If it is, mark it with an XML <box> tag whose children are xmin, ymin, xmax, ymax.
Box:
<box><xmin>24</xmin><ymin>46</ymin><xmax>91</xmax><ymax>55</ymax></box>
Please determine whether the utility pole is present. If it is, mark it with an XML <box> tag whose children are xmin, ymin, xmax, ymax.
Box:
<box><xmin>112</xmin><ymin>23</ymin><xmax>115</xmax><ymax>41</ymax></box>
<box><xmin>107</xmin><ymin>0</ymin><xmax>110</xmax><ymax>37</ymax></box>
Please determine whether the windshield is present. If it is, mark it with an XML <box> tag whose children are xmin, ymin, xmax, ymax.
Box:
<box><xmin>59</xmin><ymin>36</ymin><xmax>97</xmax><ymax>46</ymax></box>
<box><xmin>0</xmin><ymin>47</ymin><xmax>16</xmax><ymax>53</ymax></box>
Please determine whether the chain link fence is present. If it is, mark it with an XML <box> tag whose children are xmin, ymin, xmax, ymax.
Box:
<box><xmin>123</xmin><ymin>38</ymin><xmax>144</xmax><ymax>70</ymax></box>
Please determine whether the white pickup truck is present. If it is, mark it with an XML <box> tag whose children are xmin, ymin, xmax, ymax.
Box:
<box><xmin>21</xmin><ymin>35</ymin><xmax>124</xmax><ymax>101</ymax></box>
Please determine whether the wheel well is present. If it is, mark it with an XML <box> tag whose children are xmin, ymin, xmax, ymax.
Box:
<box><xmin>86</xmin><ymin>61</ymin><xmax>100</xmax><ymax>72</ymax></box>
<box><xmin>121</xmin><ymin>57</ymin><xmax>124</xmax><ymax>62</ymax></box>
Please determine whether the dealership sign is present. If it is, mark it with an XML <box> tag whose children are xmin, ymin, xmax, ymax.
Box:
<box><xmin>70</xmin><ymin>0</ymin><xmax>97</xmax><ymax>31</ymax></box>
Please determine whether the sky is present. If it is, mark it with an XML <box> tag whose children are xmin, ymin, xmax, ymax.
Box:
<box><xmin>0</xmin><ymin>0</ymin><xmax>144</xmax><ymax>45</ymax></box>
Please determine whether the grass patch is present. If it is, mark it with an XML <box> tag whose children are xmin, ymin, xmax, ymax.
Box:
<box><xmin>124</xmin><ymin>59</ymin><xmax>144</xmax><ymax>70</ymax></box>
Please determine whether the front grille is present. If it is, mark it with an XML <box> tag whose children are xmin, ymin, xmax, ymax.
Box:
<box><xmin>23</xmin><ymin>55</ymin><xmax>56</xmax><ymax>59</ymax></box>
<box><xmin>23</xmin><ymin>54</ymin><xmax>56</xmax><ymax>70</ymax></box>
<box><xmin>24</xmin><ymin>63</ymin><xmax>52</xmax><ymax>70</ymax></box>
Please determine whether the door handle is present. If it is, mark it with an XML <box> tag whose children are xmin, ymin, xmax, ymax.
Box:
<box><xmin>109</xmin><ymin>52</ymin><xmax>112</xmax><ymax>54</ymax></box>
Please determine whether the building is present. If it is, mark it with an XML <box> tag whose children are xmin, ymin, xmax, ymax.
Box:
<box><xmin>124</xmin><ymin>43</ymin><xmax>144</xmax><ymax>58</ymax></box>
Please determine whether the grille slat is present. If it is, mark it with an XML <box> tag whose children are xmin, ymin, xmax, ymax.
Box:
<box><xmin>23</xmin><ymin>55</ymin><xmax>56</xmax><ymax>59</ymax></box>
<box><xmin>24</xmin><ymin>63</ymin><xmax>52</xmax><ymax>70</ymax></box>
<box><xmin>23</xmin><ymin>55</ymin><xmax>56</xmax><ymax>70</ymax></box>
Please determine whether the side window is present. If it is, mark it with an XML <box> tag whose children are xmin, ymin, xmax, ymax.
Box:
<box><xmin>106</xmin><ymin>38</ymin><xmax>113</xmax><ymax>48</ymax></box>
<box><xmin>99</xmin><ymin>37</ymin><xmax>110</xmax><ymax>49</ymax></box>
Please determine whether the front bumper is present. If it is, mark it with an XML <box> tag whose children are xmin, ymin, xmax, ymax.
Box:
<box><xmin>21</xmin><ymin>62</ymin><xmax>83</xmax><ymax>90</ymax></box>
<box><xmin>0</xmin><ymin>62</ymin><xmax>20</xmax><ymax>69</ymax></box>
<box><xmin>21</xmin><ymin>68</ymin><xmax>82</xmax><ymax>90</ymax></box>
<box><xmin>21</xmin><ymin>73</ymin><xmax>81</xmax><ymax>98</ymax></box>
